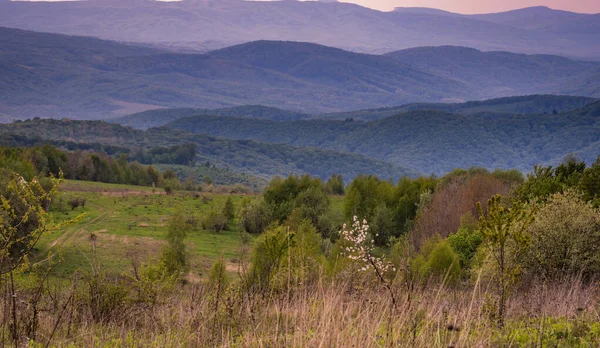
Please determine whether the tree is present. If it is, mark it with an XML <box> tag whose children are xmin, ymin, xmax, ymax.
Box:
<box><xmin>477</xmin><ymin>195</ymin><xmax>534</xmax><ymax>327</ymax></box>
<box><xmin>159</xmin><ymin>212</ymin><xmax>190</xmax><ymax>277</ymax></box>
<box><xmin>222</xmin><ymin>197</ymin><xmax>235</xmax><ymax>222</ymax></box>
<box><xmin>326</xmin><ymin>174</ymin><xmax>345</xmax><ymax>195</ymax></box>
<box><xmin>0</xmin><ymin>169</ymin><xmax>60</xmax><ymax>273</ymax></box>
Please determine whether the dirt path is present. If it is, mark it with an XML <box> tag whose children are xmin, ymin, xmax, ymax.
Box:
<box><xmin>46</xmin><ymin>202</ymin><xmax>109</xmax><ymax>252</ymax></box>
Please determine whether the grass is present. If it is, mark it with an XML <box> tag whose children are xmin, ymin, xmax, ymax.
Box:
<box><xmin>35</xmin><ymin>180</ymin><xmax>252</xmax><ymax>278</ymax></box>
<box><xmin>35</xmin><ymin>180</ymin><xmax>345</xmax><ymax>279</ymax></box>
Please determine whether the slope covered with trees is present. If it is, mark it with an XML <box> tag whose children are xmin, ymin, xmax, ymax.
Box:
<box><xmin>165</xmin><ymin>102</ymin><xmax>600</xmax><ymax>174</ymax></box>
<box><xmin>0</xmin><ymin>119</ymin><xmax>415</xmax><ymax>182</ymax></box>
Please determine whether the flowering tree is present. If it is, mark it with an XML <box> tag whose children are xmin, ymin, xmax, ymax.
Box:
<box><xmin>339</xmin><ymin>216</ymin><xmax>397</xmax><ymax>305</ymax></box>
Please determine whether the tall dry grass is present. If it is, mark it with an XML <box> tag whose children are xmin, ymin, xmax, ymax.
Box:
<box><xmin>2</xmin><ymin>273</ymin><xmax>597</xmax><ymax>347</ymax></box>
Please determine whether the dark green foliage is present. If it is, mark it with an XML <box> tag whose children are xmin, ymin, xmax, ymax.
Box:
<box><xmin>0</xmin><ymin>144</ymin><xmax>181</xmax><ymax>188</ymax></box>
<box><xmin>326</xmin><ymin>174</ymin><xmax>345</xmax><ymax>195</ymax></box>
<box><xmin>580</xmin><ymin>156</ymin><xmax>600</xmax><ymax>206</ymax></box>
<box><xmin>516</xmin><ymin>155</ymin><xmax>598</xmax><ymax>204</ymax></box>
<box><xmin>344</xmin><ymin>174</ymin><xmax>437</xmax><ymax>244</ymax></box>
<box><xmin>370</xmin><ymin>204</ymin><xmax>396</xmax><ymax>246</ymax></box>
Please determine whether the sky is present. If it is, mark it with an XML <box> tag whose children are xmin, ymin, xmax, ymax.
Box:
<box><xmin>342</xmin><ymin>0</ymin><xmax>600</xmax><ymax>14</ymax></box>
<box><xmin>12</xmin><ymin>0</ymin><xmax>600</xmax><ymax>14</ymax></box>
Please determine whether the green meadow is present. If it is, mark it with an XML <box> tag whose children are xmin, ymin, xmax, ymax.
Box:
<box><xmin>36</xmin><ymin>180</ymin><xmax>344</xmax><ymax>279</ymax></box>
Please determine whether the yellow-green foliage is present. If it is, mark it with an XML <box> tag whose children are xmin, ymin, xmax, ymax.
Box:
<box><xmin>522</xmin><ymin>190</ymin><xmax>600</xmax><ymax>280</ymax></box>
<box><xmin>410</xmin><ymin>238</ymin><xmax>461</xmax><ymax>284</ymax></box>
<box><xmin>271</xmin><ymin>220</ymin><xmax>324</xmax><ymax>291</ymax></box>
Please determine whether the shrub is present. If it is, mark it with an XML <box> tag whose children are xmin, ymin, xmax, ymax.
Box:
<box><xmin>222</xmin><ymin>197</ymin><xmax>235</xmax><ymax>221</ymax></box>
<box><xmin>202</xmin><ymin>209</ymin><xmax>228</xmax><ymax>233</ymax></box>
<box><xmin>239</xmin><ymin>199</ymin><xmax>272</xmax><ymax>234</ymax></box>
<box><xmin>247</xmin><ymin>225</ymin><xmax>292</xmax><ymax>291</ymax></box>
<box><xmin>410</xmin><ymin>238</ymin><xmax>461</xmax><ymax>285</ymax></box>
<box><xmin>162</xmin><ymin>178</ymin><xmax>181</xmax><ymax>195</ymax></box>
<box><xmin>69</xmin><ymin>198</ymin><xmax>86</xmax><ymax>210</ymax></box>
<box><xmin>448</xmin><ymin>227</ymin><xmax>483</xmax><ymax>269</ymax></box>
<box><xmin>522</xmin><ymin>190</ymin><xmax>600</xmax><ymax>281</ymax></box>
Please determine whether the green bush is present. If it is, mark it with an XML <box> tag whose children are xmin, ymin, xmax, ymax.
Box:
<box><xmin>247</xmin><ymin>225</ymin><xmax>292</xmax><ymax>291</ymax></box>
<box><xmin>239</xmin><ymin>198</ymin><xmax>272</xmax><ymax>234</ymax></box>
<box><xmin>522</xmin><ymin>190</ymin><xmax>600</xmax><ymax>280</ymax></box>
<box><xmin>202</xmin><ymin>209</ymin><xmax>228</xmax><ymax>233</ymax></box>
<box><xmin>448</xmin><ymin>227</ymin><xmax>483</xmax><ymax>269</ymax></box>
<box><xmin>410</xmin><ymin>238</ymin><xmax>461</xmax><ymax>285</ymax></box>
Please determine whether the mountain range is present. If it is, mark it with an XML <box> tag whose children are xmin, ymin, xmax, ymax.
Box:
<box><xmin>1</xmin><ymin>27</ymin><xmax>599</xmax><ymax>119</ymax></box>
<box><xmin>1</xmin><ymin>1</ymin><xmax>598</xmax><ymax>59</ymax></box>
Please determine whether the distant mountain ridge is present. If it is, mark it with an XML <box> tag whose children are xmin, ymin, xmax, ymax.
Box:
<box><xmin>1</xmin><ymin>1</ymin><xmax>598</xmax><ymax>59</ymax></box>
<box><xmin>114</xmin><ymin>95</ymin><xmax>599</xmax><ymax>129</ymax></box>
<box><xmin>1</xmin><ymin>27</ymin><xmax>599</xmax><ymax>119</ymax></box>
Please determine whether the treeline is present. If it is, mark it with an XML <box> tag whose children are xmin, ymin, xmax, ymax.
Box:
<box><xmin>0</xmin><ymin>144</ymin><xmax>183</xmax><ymax>189</ymax></box>
<box><xmin>0</xmin><ymin>133</ymin><xmax>197</xmax><ymax>166</ymax></box>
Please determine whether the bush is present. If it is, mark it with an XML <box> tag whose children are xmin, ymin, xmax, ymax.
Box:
<box><xmin>410</xmin><ymin>238</ymin><xmax>461</xmax><ymax>285</ymax></box>
<box><xmin>162</xmin><ymin>178</ymin><xmax>181</xmax><ymax>195</ymax></box>
<box><xmin>247</xmin><ymin>225</ymin><xmax>292</xmax><ymax>291</ymax></box>
<box><xmin>522</xmin><ymin>190</ymin><xmax>600</xmax><ymax>281</ymax></box>
<box><xmin>69</xmin><ymin>198</ymin><xmax>86</xmax><ymax>210</ymax></box>
<box><xmin>239</xmin><ymin>199</ymin><xmax>272</xmax><ymax>234</ymax></box>
<box><xmin>202</xmin><ymin>209</ymin><xmax>228</xmax><ymax>233</ymax></box>
<box><xmin>222</xmin><ymin>197</ymin><xmax>235</xmax><ymax>221</ymax></box>
<box><xmin>447</xmin><ymin>227</ymin><xmax>483</xmax><ymax>269</ymax></box>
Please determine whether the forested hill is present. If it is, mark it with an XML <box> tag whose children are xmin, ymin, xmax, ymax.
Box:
<box><xmin>0</xmin><ymin>119</ymin><xmax>415</xmax><ymax>181</ymax></box>
<box><xmin>114</xmin><ymin>95</ymin><xmax>598</xmax><ymax>129</ymax></box>
<box><xmin>317</xmin><ymin>95</ymin><xmax>599</xmax><ymax>121</ymax></box>
<box><xmin>114</xmin><ymin>106</ymin><xmax>311</xmax><ymax>130</ymax></box>
<box><xmin>165</xmin><ymin>103</ymin><xmax>600</xmax><ymax>174</ymax></box>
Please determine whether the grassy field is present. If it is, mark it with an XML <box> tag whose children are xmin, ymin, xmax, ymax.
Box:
<box><xmin>35</xmin><ymin>180</ymin><xmax>344</xmax><ymax>279</ymax></box>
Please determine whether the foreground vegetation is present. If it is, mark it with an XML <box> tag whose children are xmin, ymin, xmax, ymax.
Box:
<box><xmin>1</xmin><ymin>150</ymin><xmax>599</xmax><ymax>346</ymax></box>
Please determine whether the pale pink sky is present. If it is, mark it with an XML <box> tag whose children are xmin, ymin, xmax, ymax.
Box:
<box><xmin>343</xmin><ymin>0</ymin><xmax>600</xmax><ymax>14</ymax></box>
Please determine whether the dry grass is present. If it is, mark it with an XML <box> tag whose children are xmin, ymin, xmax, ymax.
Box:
<box><xmin>2</xmin><ymin>274</ymin><xmax>598</xmax><ymax>347</ymax></box>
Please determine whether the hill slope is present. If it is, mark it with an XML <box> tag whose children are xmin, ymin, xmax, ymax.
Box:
<box><xmin>164</xmin><ymin>102</ymin><xmax>600</xmax><ymax>174</ymax></box>
<box><xmin>0</xmin><ymin>1</ymin><xmax>598</xmax><ymax>59</ymax></box>
<box><xmin>0</xmin><ymin>119</ymin><xmax>414</xmax><ymax>181</ymax></box>
<box><xmin>385</xmin><ymin>46</ymin><xmax>600</xmax><ymax>98</ymax></box>
<box><xmin>316</xmin><ymin>95</ymin><xmax>599</xmax><ymax>121</ymax></box>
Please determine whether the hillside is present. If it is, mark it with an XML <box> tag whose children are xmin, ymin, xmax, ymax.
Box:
<box><xmin>317</xmin><ymin>95</ymin><xmax>599</xmax><ymax>121</ymax></box>
<box><xmin>0</xmin><ymin>1</ymin><xmax>598</xmax><ymax>59</ymax></box>
<box><xmin>164</xmin><ymin>103</ymin><xmax>600</xmax><ymax>174</ymax></box>
<box><xmin>385</xmin><ymin>47</ymin><xmax>600</xmax><ymax>98</ymax></box>
<box><xmin>0</xmin><ymin>119</ymin><xmax>415</xmax><ymax>181</ymax></box>
<box><xmin>1</xmin><ymin>27</ymin><xmax>600</xmax><ymax>120</ymax></box>
<box><xmin>114</xmin><ymin>106</ymin><xmax>310</xmax><ymax>130</ymax></box>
